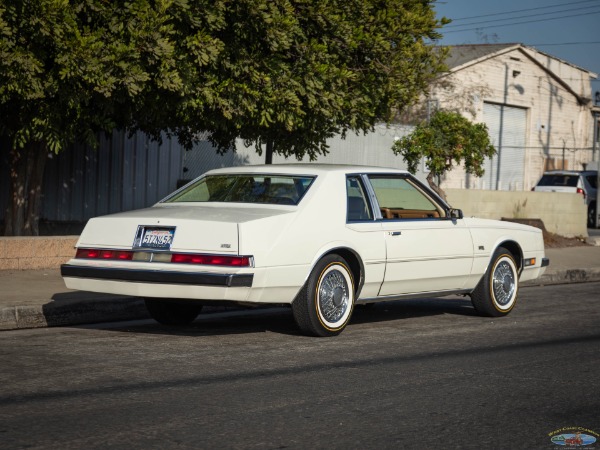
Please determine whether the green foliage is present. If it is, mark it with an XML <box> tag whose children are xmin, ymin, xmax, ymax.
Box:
<box><xmin>187</xmin><ymin>0</ymin><xmax>450</xmax><ymax>159</ymax></box>
<box><xmin>0</xmin><ymin>0</ymin><xmax>190</xmax><ymax>152</ymax></box>
<box><xmin>392</xmin><ymin>110</ymin><xmax>496</xmax><ymax>179</ymax></box>
<box><xmin>0</xmin><ymin>0</ymin><xmax>448</xmax><ymax>158</ymax></box>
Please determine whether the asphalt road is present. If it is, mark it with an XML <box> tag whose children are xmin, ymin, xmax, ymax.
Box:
<box><xmin>1</xmin><ymin>283</ymin><xmax>599</xmax><ymax>450</ymax></box>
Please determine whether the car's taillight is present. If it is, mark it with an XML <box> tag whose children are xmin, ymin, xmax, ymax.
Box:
<box><xmin>576</xmin><ymin>188</ymin><xmax>585</xmax><ymax>196</ymax></box>
<box><xmin>75</xmin><ymin>248</ymin><xmax>251</xmax><ymax>267</ymax></box>
<box><xmin>76</xmin><ymin>248</ymin><xmax>134</xmax><ymax>260</ymax></box>
<box><xmin>171</xmin><ymin>253</ymin><xmax>251</xmax><ymax>267</ymax></box>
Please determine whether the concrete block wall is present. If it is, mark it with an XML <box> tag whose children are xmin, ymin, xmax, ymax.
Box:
<box><xmin>446</xmin><ymin>189</ymin><xmax>588</xmax><ymax>238</ymax></box>
<box><xmin>0</xmin><ymin>236</ymin><xmax>77</xmax><ymax>270</ymax></box>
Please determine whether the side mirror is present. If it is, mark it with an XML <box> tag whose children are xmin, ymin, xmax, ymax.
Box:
<box><xmin>449</xmin><ymin>208</ymin><xmax>463</xmax><ymax>220</ymax></box>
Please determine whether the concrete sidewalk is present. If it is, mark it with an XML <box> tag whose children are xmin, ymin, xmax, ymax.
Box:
<box><xmin>1</xmin><ymin>246</ymin><xmax>599</xmax><ymax>331</ymax></box>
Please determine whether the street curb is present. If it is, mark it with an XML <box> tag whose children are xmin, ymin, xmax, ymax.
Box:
<box><xmin>1</xmin><ymin>268</ymin><xmax>599</xmax><ymax>332</ymax></box>
<box><xmin>0</xmin><ymin>297</ymin><xmax>148</xmax><ymax>331</ymax></box>
<box><xmin>522</xmin><ymin>267</ymin><xmax>600</xmax><ymax>287</ymax></box>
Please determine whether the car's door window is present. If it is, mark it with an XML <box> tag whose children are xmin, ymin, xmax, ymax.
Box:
<box><xmin>346</xmin><ymin>176</ymin><xmax>373</xmax><ymax>221</ymax></box>
<box><xmin>368</xmin><ymin>176</ymin><xmax>443</xmax><ymax>219</ymax></box>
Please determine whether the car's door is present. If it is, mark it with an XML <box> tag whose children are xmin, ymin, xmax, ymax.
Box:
<box><xmin>366</xmin><ymin>174</ymin><xmax>474</xmax><ymax>296</ymax></box>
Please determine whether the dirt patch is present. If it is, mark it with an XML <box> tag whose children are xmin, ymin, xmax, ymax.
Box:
<box><xmin>543</xmin><ymin>231</ymin><xmax>589</xmax><ymax>248</ymax></box>
<box><xmin>501</xmin><ymin>217</ymin><xmax>589</xmax><ymax>248</ymax></box>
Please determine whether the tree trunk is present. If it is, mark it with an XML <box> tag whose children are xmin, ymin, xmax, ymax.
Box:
<box><xmin>4</xmin><ymin>142</ymin><xmax>48</xmax><ymax>236</ymax></box>
<box><xmin>265</xmin><ymin>140</ymin><xmax>274</xmax><ymax>165</ymax></box>
<box><xmin>426</xmin><ymin>171</ymin><xmax>447</xmax><ymax>202</ymax></box>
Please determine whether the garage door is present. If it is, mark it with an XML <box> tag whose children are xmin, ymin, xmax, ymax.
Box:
<box><xmin>482</xmin><ymin>103</ymin><xmax>527</xmax><ymax>190</ymax></box>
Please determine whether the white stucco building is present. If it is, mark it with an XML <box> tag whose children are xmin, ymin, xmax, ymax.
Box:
<box><xmin>429</xmin><ymin>43</ymin><xmax>598</xmax><ymax>191</ymax></box>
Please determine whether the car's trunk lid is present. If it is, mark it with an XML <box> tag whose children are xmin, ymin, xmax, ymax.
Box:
<box><xmin>76</xmin><ymin>204</ymin><xmax>294</xmax><ymax>254</ymax></box>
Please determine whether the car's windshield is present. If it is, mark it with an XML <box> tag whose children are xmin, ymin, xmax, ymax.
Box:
<box><xmin>164</xmin><ymin>174</ymin><xmax>315</xmax><ymax>205</ymax></box>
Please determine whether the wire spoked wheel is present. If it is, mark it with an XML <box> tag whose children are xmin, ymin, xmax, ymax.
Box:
<box><xmin>292</xmin><ymin>254</ymin><xmax>355</xmax><ymax>337</ymax></box>
<box><xmin>471</xmin><ymin>247</ymin><xmax>519</xmax><ymax>317</ymax></box>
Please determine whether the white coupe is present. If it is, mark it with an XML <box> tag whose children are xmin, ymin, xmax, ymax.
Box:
<box><xmin>62</xmin><ymin>165</ymin><xmax>549</xmax><ymax>336</ymax></box>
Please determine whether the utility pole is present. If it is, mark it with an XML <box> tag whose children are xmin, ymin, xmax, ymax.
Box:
<box><xmin>594</xmin><ymin>91</ymin><xmax>599</xmax><ymax>228</ymax></box>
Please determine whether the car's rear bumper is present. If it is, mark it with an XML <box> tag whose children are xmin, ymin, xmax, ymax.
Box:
<box><xmin>60</xmin><ymin>264</ymin><xmax>253</xmax><ymax>287</ymax></box>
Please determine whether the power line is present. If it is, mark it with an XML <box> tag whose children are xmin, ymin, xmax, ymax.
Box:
<box><xmin>444</xmin><ymin>5</ymin><xmax>600</xmax><ymax>30</ymax></box>
<box><xmin>448</xmin><ymin>0</ymin><xmax>597</xmax><ymax>21</ymax></box>
<box><xmin>530</xmin><ymin>41</ymin><xmax>600</xmax><ymax>46</ymax></box>
<box><xmin>444</xmin><ymin>10</ymin><xmax>600</xmax><ymax>34</ymax></box>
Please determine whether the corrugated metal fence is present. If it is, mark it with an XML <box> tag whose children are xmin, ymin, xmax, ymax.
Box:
<box><xmin>0</xmin><ymin>124</ymin><xmax>414</xmax><ymax>226</ymax></box>
<box><xmin>0</xmin><ymin>131</ymin><xmax>184</xmax><ymax>224</ymax></box>
<box><xmin>42</xmin><ymin>131</ymin><xmax>184</xmax><ymax>222</ymax></box>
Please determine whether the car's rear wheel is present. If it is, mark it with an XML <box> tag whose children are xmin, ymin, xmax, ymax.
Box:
<box><xmin>144</xmin><ymin>299</ymin><xmax>202</xmax><ymax>325</ymax></box>
<box><xmin>470</xmin><ymin>247</ymin><xmax>519</xmax><ymax>317</ymax></box>
<box><xmin>292</xmin><ymin>255</ymin><xmax>355</xmax><ymax>337</ymax></box>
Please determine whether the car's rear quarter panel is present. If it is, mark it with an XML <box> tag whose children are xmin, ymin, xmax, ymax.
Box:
<box><xmin>239</xmin><ymin>172</ymin><xmax>386</xmax><ymax>303</ymax></box>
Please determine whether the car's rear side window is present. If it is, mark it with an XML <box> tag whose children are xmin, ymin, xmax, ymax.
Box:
<box><xmin>586</xmin><ymin>175</ymin><xmax>598</xmax><ymax>189</ymax></box>
<box><xmin>164</xmin><ymin>175</ymin><xmax>315</xmax><ymax>205</ymax></box>
<box><xmin>346</xmin><ymin>176</ymin><xmax>373</xmax><ymax>221</ymax></box>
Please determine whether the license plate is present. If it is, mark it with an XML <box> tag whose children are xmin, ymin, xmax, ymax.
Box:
<box><xmin>135</xmin><ymin>226</ymin><xmax>175</xmax><ymax>250</ymax></box>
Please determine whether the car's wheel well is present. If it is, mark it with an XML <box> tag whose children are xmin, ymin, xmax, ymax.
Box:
<box><xmin>322</xmin><ymin>248</ymin><xmax>364</xmax><ymax>297</ymax></box>
<box><xmin>497</xmin><ymin>240</ymin><xmax>523</xmax><ymax>272</ymax></box>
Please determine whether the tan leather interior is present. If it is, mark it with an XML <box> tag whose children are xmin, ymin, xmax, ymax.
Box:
<box><xmin>381</xmin><ymin>207</ymin><xmax>440</xmax><ymax>219</ymax></box>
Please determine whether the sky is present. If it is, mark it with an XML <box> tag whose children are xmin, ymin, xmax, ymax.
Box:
<box><xmin>433</xmin><ymin>0</ymin><xmax>600</xmax><ymax>98</ymax></box>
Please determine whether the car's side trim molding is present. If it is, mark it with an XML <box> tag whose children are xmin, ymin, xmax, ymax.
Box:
<box><xmin>60</xmin><ymin>264</ymin><xmax>253</xmax><ymax>288</ymax></box>
<box><xmin>356</xmin><ymin>288</ymin><xmax>472</xmax><ymax>304</ymax></box>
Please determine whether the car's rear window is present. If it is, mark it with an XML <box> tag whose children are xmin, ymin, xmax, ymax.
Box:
<box><xmin>164</xmin><ymin>174</ymin><xmax>315</xmax><ymax>205</ymax></box>
<box><xmin>537</xmin><ymin>174</ymin><xmax>579</xmax><ymax>187</ymax></box>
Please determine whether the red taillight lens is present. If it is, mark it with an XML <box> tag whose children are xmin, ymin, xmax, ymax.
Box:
<box><xmin>171</xmin><ymin>253</ymin><xmax>251</xmax><ymax>267</ymax></box>
<box><xmin>76</xmin><ymin>248</ymin><xmax>133</xmax><ymax>260</ymax></box>
<box><xmin>75</xmin><ymin>248</ymin><xmax>247</xmax><ymax>266</ymax></box>
<box><xmin>576</xmin><ymin>188</ymin><xmax>585</xmax><ymax>196</ymax></box>
<box><xmin>76</xmin><ymin>249</ymin><xmax>98</xmax><ymax>259</ymax></box>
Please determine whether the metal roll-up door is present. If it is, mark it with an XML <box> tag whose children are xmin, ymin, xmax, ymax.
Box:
<box><xmin>482</xmin><ymin>103</ymin><xmax>527</xmax><ymax>190</ymax></box>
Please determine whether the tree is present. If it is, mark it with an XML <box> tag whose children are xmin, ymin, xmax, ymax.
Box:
<box><xmin>392</xmin><ymin>110</ymin><xmax>496</xmax><ymax>200</ymax></box>
<box><xmin>1</xmin><ymin>0</ymin><xmax>449</xmax><ymax>235</ymax></box>
<box><xmin>186</xmin><ymin>0</ymin><xmax>450</xmax><ymax>163</ymax></box>
<box><xmin>0</xmin><ymin>0</ymin><xmax>192</xmax><ymax>235</ymax></box>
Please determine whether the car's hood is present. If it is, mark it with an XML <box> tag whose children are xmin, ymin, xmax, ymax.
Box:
<box><xmin>76</xmin><ymin>203</ymin><xmax>295</xmax><ymax>253</ymax></box>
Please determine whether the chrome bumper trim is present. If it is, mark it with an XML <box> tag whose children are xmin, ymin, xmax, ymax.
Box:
<box><xmin>60</xmin><ymin>264</ymin><xmax>253</xmax><ymax>288</ymax></box>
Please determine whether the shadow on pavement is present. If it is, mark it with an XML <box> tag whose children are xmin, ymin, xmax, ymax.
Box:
<box><xmin>77</xmin><ymin>297</ymin><xmax>477</xmax><ymax>337</ymax></box>
<box><xmin>42</xmin><ymin>293</ymin><xmax>148</xmax><ymax>327</ymax></box>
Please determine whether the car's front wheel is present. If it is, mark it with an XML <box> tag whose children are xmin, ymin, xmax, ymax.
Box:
<box><xmin>470</xmin><ymin>247</ymin><xmax>519</xmax><ymax>317</ymax></box>
<box><xmin>292</xmin><ymin>255</ymin><xmax>355</xmax><ymax>337</ymax></box>
<box><xmin>144</xmin><ymin>299</ymin><xmax>203</xmax><ymax>325</ymax></box>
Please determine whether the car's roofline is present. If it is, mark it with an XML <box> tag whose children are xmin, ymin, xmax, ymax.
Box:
<box><xmin>204</xmin><ymin>164</ymin><xmax>411</xmax><ymax>176</ymax></box>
